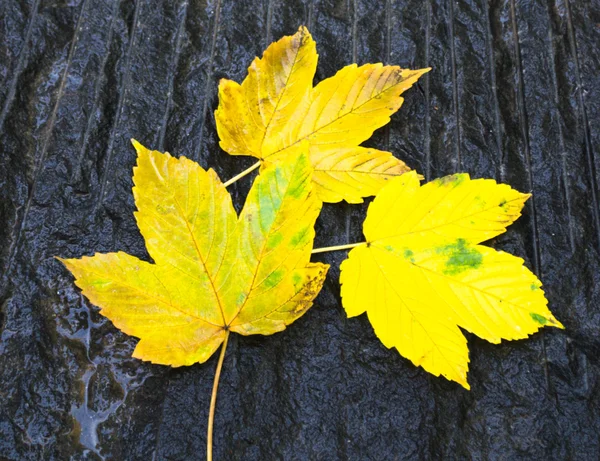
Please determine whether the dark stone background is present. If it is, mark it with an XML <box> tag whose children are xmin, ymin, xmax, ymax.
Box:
<box><xmin>1</xmin><ymin>0</ymin><xmax>599</xmax><ymax>459</ymax></box>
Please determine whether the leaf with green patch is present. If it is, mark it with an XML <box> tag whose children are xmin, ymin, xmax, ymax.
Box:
<box><xmin>57</xmin><ymin>141</ymin><xmax>329</xmax><ymax>459</ymax></box>
<box><xmin>58</xmin><ymin>141</ymin><xmax>328</xmax><ymax>366</ymax></box>
<box><xmin>340</xmin><ymin>171</ymin><xmax>563</xmax><ymax>389</ymax></box>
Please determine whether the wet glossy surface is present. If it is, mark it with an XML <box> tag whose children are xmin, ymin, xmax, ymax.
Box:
<box><xmin>1</xmin><ymin>0</ymin><xmax>599</xmax><ymax>459</ymax></box>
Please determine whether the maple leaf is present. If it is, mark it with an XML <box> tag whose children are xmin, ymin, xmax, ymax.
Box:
<box><xmin>339</xmin><ymin>171</ymin><xmax>563</xmax><ymax>389</ymax></box>
<box><xmin>215</xmin><ymin>26</ymin><xmax>430</xmax><ymax>204</ymax></box>
<box><xmin>58</xmin><ymin>141</ymin><xmax>328</xmax><ymax>367</ymax></box>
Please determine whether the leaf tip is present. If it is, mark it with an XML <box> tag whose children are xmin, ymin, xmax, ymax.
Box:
<box><xmin>130</xmin><ymin>138</ymin><xmax>144</xmax><ymax>152</ymax></box>
<box><xmin>55</xmin><ymin>256</ymin><xmax>72</xmax><ymax>274</ymax></box>
<box><xmin>297</xmin><ymin>24</ymin><xmax>311</xmax><ymax>37</ymax></box>
<box><xmin>55</xmin><ymin>255</ymin><xmax>74</xmax><ymax>269</ymax></box>
<box><xmin>447</xmin><ymin>366</ymin><xmax>471</xmax><ymax>390</ymax></box>
<box><xmin>295</xmin><ymin>25</ymin><xmax>315</xmax><ymax>49</ymax></box>
<box><xmin>538</xmin><ymin>313</ymin><xmax>565</xmax><ymax>330</ymax></box>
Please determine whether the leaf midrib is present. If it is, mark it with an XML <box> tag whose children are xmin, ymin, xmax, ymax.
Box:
<box><xmin>371</xmin><ymin>244</ymin><xmax>540</xmax><ymax>316</ymax></box>
<box><xmin>76</xmin><ymin>263</ymin><xmax>221</xmax><ymax>328</ymax></box>
<box><xmin>172</xmin><ymin>195</ymin><xmax>229</xmax><ymax>327</ymax></box>
<box><xmin>258</xmin><ymin>32</ymin><xmax>309</xmax><ymax>153</ymax></box>
<box><xmin>263</xmin><ymin>69</ymin><xmax>405</xmax><ymax>159</ymax></box>
<box><xmin>227</xmin><ymin>161</ymin><xmax>307</xmax><ymax>326</ymax></box>
<box><xmin>368</xmin><ymin>247</ymin><xmax>467</xmax><ymax>383</ymax></box>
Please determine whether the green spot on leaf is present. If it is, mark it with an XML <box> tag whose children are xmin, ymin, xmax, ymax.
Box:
<box><xmin>436</xmin><ymin>238</ymin><xmax>483</xmax><ymax>275</ymax></box>
<box><xmin>403</xmin><ymin>248</ymin><xmax>416</xmax><ymax>263</ymax></box>
<box><xmin>264</xmin><ymin>268</ymin><xmax>285</xmax><ymax>289</ymax></box>
<box><xmin>288</xmin><ymin>183</ymin><xmax>305</xmax><ymax>199</ymax></box>
<box><xmin>530</xmin><ymin>313</ymin><xmax>547</xmax><ymax>325</ymax></box>
<box><xmin>290</xmin><ymin>228</ymin><xmax>308</xmax><ymax>247</ymax></box>
<box><xmin>530</xmin><ymin>283</ymin><xmax>540</xmax><ymax>291</ymax></box>
<box><xmin>267</xmin><ymin>232</ymin><xmax>283</xmax><ymax>250</ymax></box>
<box><xmin>258</xmin><ymin>191</ymin><xmax>276</xmax><ymax>229</ymax></box>
<box><xmin>435</xmin><ymin>174</ymin><xmax>467</xmax><ymax>188</ymax></box>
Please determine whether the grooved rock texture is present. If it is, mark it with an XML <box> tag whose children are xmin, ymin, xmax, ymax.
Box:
<box><xmin>1</xmin><ymin>0</ymin><xmax>599</xmax><ymax>459</ymax></box>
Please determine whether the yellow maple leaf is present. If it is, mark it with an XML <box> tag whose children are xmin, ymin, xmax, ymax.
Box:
<box><xmin>215</xmin><ymin>26</ymin><xmax>430</xmax><ymax>204</ymax></box>
<box><xmin>339</xmin><ymin>171</ymin><xmax>563</xmax><ymax>389</ymax></box>
<box><xmin>58</xmin><ymin>141</ymin><xmax>328</xmax><ymax>367</ymax></box>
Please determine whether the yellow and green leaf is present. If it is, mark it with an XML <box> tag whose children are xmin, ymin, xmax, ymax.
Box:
<box><xmin>340</xmin><ymin>171</ymin><xmax>563</xmax><ymax>389</ymax></box>
<box><xmin>215</xmin><ymin>26</ymin><xmax>430</xmax><ymax>204</ymax></box>
<box><xmin>59</xmin><ymin>141</ymin><xmax>328</xmax><ymax>367</ymax></box>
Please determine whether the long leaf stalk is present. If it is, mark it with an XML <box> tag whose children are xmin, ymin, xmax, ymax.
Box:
<box><xmin>207</xmin><ymin>330</ymin><xmax>230</xmax><ymax>461</ymax></box>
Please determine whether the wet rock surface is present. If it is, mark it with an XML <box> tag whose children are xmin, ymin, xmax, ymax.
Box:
<box><xmin>1</xmin><ymin>0</ymin><xmax>599</xmax><ymax>459</ymax></box>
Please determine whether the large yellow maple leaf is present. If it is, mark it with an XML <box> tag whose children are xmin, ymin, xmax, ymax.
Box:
<box><xmin>215</xmin><ymin>26</ymin><xmax>430</xmax><ymax>204</ymax></box>
<box><xmin>59</xmin><ymin>141</ymin><xmax>328</xmax><ymax>367</ymax></box>
<box><xmin>340</xmin><ymin>171</ymin><xmax>563</xmax><ymax>389</ymax></box>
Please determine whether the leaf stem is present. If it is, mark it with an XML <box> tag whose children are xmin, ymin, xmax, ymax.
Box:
<box><xmin>311</xmin><ymin>242</ymin><xmax>365</xmax><ymax>254</ymax></box>
<box><xmin>207</xmin><ymin>330</ymin><xmax>230</xmax><ymax>461</ymax></box>
<box><xmin>223</xmin><ymin>161</ymin><xmax>261</xmax><ymax>187</ymax></box>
